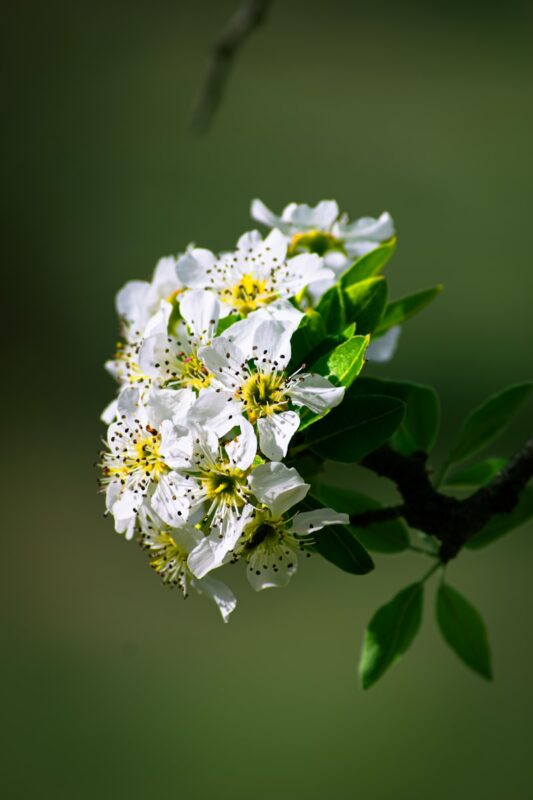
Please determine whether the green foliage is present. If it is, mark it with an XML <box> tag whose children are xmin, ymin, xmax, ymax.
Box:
<box><xmin>445</xmin><ymin>458</ymin><xmax>507</xmax><ymax>488</ymax></box>
<box><xmin>349</xmin><ymin>377</ymin><xmax>440</xmax><ymax>455</ymax></box>
<box><xmin>444</xmin><ymin>382</ymin><xmax>532</xmax><ymax>467</ymax></box>
<box><xmin>303</xmin><ymin>395</ymin><xmax>406</xmax><ymax>463</ymax></box>
<box><xmin>375</xmin><ymin>285</ymin><xmax>443</xmax><ymax>335</ymax></box>
<box><xmin>359</xmin><ymin>582</ymin><xmax>424</xmax><ymax>689</ymax></box>
<box><xmin>311</xmin><ymin>335</ymin><xmax>369</xmax><ymax>388</ymax></box>
<box><xmin>314</xmin><ymin>484</ymin><xmax>409</xmax><ymax>552</ymax></box>
<box><xmin>436</xmin><ymin>583</ymin><xmax>492</xmax><ymax>679</ymax></box>
<box><xmin>315</xmin><ymin>285</ymin><xmax>346</xmax><ymax>335</ymax></box>
<box><xmin>344</xmin><ymin>276</ymin><xmax>388</xmax><ymax>334</ymax></box>
<box><xmin>466</xmin><ymin>487</ymin><xmax>533</xmax><ymax>549</ymax></box>
<box><xmin>312</xmin><ymin>523</ymin><xmax>375</xmax><ymax>575</ymax></box>
<box><xmin>340</xmin><ymin>238</ymin><xmax>397</xmax><ymax>287</ymax></box>
<box><xmin>288</xmin><ymin>309</ymin><xmax>327</xmax><ymax>369</ymax></box>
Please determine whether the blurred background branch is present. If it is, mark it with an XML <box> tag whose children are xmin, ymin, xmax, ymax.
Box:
<box><xmin>191</xmin><ymin>0</ymin><xmax>272</xmax><ymax>133</ymax></box>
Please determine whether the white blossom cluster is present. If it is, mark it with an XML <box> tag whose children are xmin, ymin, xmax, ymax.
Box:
<box><xmin>99</xmin><ymin>199</ymin><xmax>395</xmax><ymax>620</ymax></box>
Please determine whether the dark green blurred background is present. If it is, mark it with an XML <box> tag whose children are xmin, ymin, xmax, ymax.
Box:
<box><xmin>3</xmin><ymin>1</ymin><xmax>533</xmax><ymax>798</ymax></box>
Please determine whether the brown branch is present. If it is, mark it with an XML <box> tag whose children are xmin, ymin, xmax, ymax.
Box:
<box><xmin>349</xmin><ymin>436</ymin><xmax>533</xmax><ymax>562</ymax></box>
<box><xmin>191</xmin><ymin>0</ymin><xmax>272</xmax><ymax>133</ymax></box>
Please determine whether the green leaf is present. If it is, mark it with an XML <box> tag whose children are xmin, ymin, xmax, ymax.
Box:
<box><xmin>311</xmin><ymin>335</ymin><xmax>369</xmax><ymax>388</ymax></box>
<box><xmin>312</xmin><ymin>524</ymin><xmax>375</xmax><ymax>575</ymax></box>
<box><xmin>344</xmin><ymin>276</ymin><xmax>388</xmax><ymax>334</ymax></box>
<box><xmin>445</xmin><ymin>458</ymin><xmax>507</xmax><ymax>488</ymax></box>
<box><xmin>466</xmin><ymin>486</ymin><xmax>533</xmax><ymax>549</ymax></box>
<box><xmin>359</xmin><ymin>582</ymin><xmax>424</xmax><ymax>689</ymax></box>
<box><xmin>349</xmin><ymin>377</ymin><xmax>440</xmax><ymax>455</ymax></box>
<box><xmin>445</xmin><ymin>382</ymin><xmax>533</xmax><ymax>468</ymax></box>
<box><xmin>314</xmin><ymin>484</ymin><xmax>409</xmax><ymax>552</ymax></box>
<box><xmin>303</xmin><ymin>395</ymin><xmax>406</xmax><ymax>463</ymax></box>
<box><xmin>340</xmin><ymin>238</ymin><xmax>397</xmax><ymax>288</ymax></box>
<box><xmin>375</xmin><ymin>285</ymin><xmax>443</xmax><ymax>335</ymax></box>
<box><xmin>436</xmin><ymin>583</ymin><xmax>492</xmax><ymax>679</ymax></box>
<box><xmin>288</xmin><ymin>310</ymin><xmax>326</xmax><ymax>370</ymax></box>
<box><xmin>315</xmin><ymin>285</ymin><xmax>346</xmax><ymax>335</ymax></box>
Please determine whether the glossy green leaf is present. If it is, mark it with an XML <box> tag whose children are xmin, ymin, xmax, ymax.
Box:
<box><xmin>436</xmin><ymin>583</ymin><xmax>492</xmax><ymax>679</ymax></box>
<box><xmin>315</xmin><ymin>285</ymin><xmax>346</xmax><ymax>335</ymax></box>
<box><xmin>466</xmin><ymin>487</ymin><xmax>533</xmax><ymax>549</ymax></box>
<box><xmin>445</xmin><ymin>382</ymin><xmax>533</xmax><ymax>468</ymax></box>
<box><xmin>216</xmin><ymin>314</ymin><xmax>240</xmax><ymax>336</ymax></box>
<box><xmin>359</xmin><ymin>582</ymin><xmax>423</xmax><ymax>689</ymax></box>
<box><xmin>314</xmin><ymin>484</ymin><xmax>409</xmax><ymax>552</ymax></box>
<box><xmin>288</xmin><ymin>309</ymin><xmax>326</xmax><ymax>370</ymax></box>
<box><xmin>304</xmin><ymin>395</ymin><xmax>406</xmax><ymax>463</ymax></box>
<box><xmin>344</xmin><ymin>276</ymin><xmax>388</xmax><ymax>334</ymax></box>
<box><xmin>312</xmin><ymin>524</ymin><xmax>375</xmax><ymax>575</ymax></box>
<box><xmin>311</xmin><ymin>335</ymin><xmax>369</xmax><ymax>387</ymax></box>
<box><xmin>340</xmin><ymin>238</ymin><xmax>397</xmax><ymax>288</ymax></box>
<box><xmin>349</xmin><ymin>377</ymin><xmax>440</xmax><ymax>455</ymax></box>
<box><xmin>445</xmin><ymin>458</ymin><xmax>507</xmax><ymax>488</ymax></box>
<box><xmin>375</xmin><ymin>285</ymin><xmax>443</xmax><ymax>335</ymax></box>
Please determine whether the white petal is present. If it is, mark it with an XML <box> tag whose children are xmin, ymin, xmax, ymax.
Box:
<box><xmin>246</xmin><ymin>546</ymin><xmax>297</xmax><ymax>591</ymax></box>
<box><xmin>336</xmin><ymin>211</ymin><xmax>395</xmax><ymax>243</ymax></box>
<box><xmin>250</xmin><ymin>198</ymin><xmax>285</xmax><ymax>230</ymax></box>
<box><xmin>290</xmin><ymin>508</ymin><xmax>349</xmax><ymax>535</ymax></box>
<box><xmin>249</xmin><ymin>319</ymin><xmax>293</xmax><ymax>366</ymax></box>
<box><xmin>236</xmin><ymin>229</ymin><xmax>264</xmax><ymax>252</ymax></box>
<box><xmin>249</xmin><ymin>462</ymin><xmax>309</xmax><ymax>519</ymax></box>
<box><xmin>116</xmin><ymin>386</ymin><xmax>141</xmax><ymax>417</ymax></box>
<box><xmin>147</xmin><ymin>387</ymin><xmax>195</xmax><ymax>426</ymax></box>
<box><xmin>288</xmin><ymin>374</ymin><xmax>344</xmax><ymax>413</ymax></box>
<box><xmin>100</xmin><ymin>398</ymin><xmax>118</xmax><ymax>424</ymax></box>
<box><xmin>159</xmin><ymin>420</ymin><xmax>193</xmax><ymax>468</ymax></box>
<box><xmin>151</xmin><ymin>473</ymin><xmax>189</xmax><ymax>526</ymax></box>
<box><xmin>180</xmin><ymin>289</ymin><xmax>221</xmax><ymax>341</ymax></box>
<box><xmin>366</xmin><ymin>326</ymin><xmax>401</xmax><ymax>363</ymax></box>
<box><xmin>188</xmin><ymin>389</ymin><xmax>241</xmax><ymax>436</ymax></box>
<box><xmin>225</xmin><ymin>417</ymin><xmax>257</xmax><ymax>469</ymax></box>
<box><xmin>176</xmin><ymin>248</ymin><xmax>217</xmax><ymax>289</ymax></box>
<box><xmin>257</xmin><ymin>410</ymin><xmax>300</xmax><ymax>460</ymax></box>
<box><xmin>197</xmin><ymin>337</ymin><xmax>245</xmax><ymax>391</ymax></box>
<box><xmin>285</xmin><ymin>200</ymin><xmax>339</xmax><ymax>230</ymax></box>
<box><xmin>116</xmin><ymin>280</ymin><xmax>150</xmax><ymax>332</ymax></box>
<box><xmin>281</xmin><ymin>252</ymin><xmax>333</xmax><ymax>294</ymax></box>
<box><xmin>192</xmin><ymin>575</ymin><xmax>237</xmax><ymax>623</ymax></box>
<box><xmin>188</xmin><ymin>505</ymin><xmax>254</xmax><ymax>578</ymax></box>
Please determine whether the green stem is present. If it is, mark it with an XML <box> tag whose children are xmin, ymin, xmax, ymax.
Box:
<box><xmin>420</xmin><ymin>561</ymin><xmax>441</xmax><ymax>584</ymax></box>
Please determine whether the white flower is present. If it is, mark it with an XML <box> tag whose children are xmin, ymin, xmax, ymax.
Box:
<box><xmin>99</xmin><ymin>387</ymin><xmax>195</xmax><ymax>538</ymax></box>
<box><xmin>187</xmin><ymin>460</ymin><xmax>311</xmax><ymax>580</ymax></box>
<box><xmin>116</xmin><ymin>256</ymin><xmax>182</xmax><ymax>342</ymax></box>
<box><xmin>197</xmin><ymin>317</ymin><xmax>344</xmax><ymax>460</ymax></box>
<box><xmin>138</xmin><ymin>289</ymin><xmax>221</xmax><ymax>392</ymax></box>
<box><xmin>235</xmin><ymin>504</ymin><xmax>348</xmax><ymax>590</ymax></box>
<box><xmin>139</xmin><ymin>518</ymin><xmax>237</xmax><ymax>622</ymax></box>
<box><xmin>176</xmin><ymin>229</ymin><xmax>331</xmax><ymax>317</ymax></box>
<box><xmin>251</xmin><ymin>198</ymin><xmax>395</xmax><ymax>301</ymax></box>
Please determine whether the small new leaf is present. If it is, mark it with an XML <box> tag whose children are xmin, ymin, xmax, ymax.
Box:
<box><xmin>445</xmin><ymin>458</ymin><xmax>507</xmax><ymax>488</ymax></box>
<box><xmin>344</xmin><ymin>276</ymin><xmax>388</xmax><ymax>334</ymax></box>
<box><xmin>359</xmin><ymin>582</ymin><xmax>424</xmax><ymax>689</ymax></box>
<box><xmin>446</xmin><ymin>382</ymin><xmax>533</xmax><ymax>468</ymax></box>
<box><xmin>436</xmin><ymin>583</ymin><xmax>492</xmax><ymax>680</ymax></box>
<box><xmin>340</xmin><ymin>238</ymin><xmax>397</xmax><ymax>287</ymax></box>
<box><xmin>375</xmin><ymin>285</ymin><xmax>443</xmax><ymax>335</ymax></box>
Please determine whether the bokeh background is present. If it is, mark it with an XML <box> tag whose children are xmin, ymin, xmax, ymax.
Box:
<box><xmin>3</xmin><ymin>1</ymin><xmax>533</xmax><ymax>797</ymax></box>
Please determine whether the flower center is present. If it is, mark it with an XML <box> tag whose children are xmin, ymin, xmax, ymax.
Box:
<box><xmin>103</xmin><ymin>429</ymin><xmax>168</xmax><ymax>482</ymax></box>
<box><xmin>174</xmin><ymin>352</ymin><xmax>212</xmax><ymax>391</ymax></box>
<box><xmin>222</xmin><ymin>272</ymin><xmax>278</xmax><ymax>315</ymax></box>
<box><xmin>142</xmin><ymin>530</ymin><xmax>189</xmax><ymax>590</ymax></box>
<box><xmin>287</xmin><ymin>229</ymin><xmax>345</xmax><ymax>257</ymax></box>
<box><xmin>238</xmin><ymin>372</ymin><xmax>288</xmax><ymax>423</ymax></box>
<box><xmin>202</xmin><ymin>464</ymin><xmax>248</xmax><ymax>507</ymax></box>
